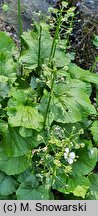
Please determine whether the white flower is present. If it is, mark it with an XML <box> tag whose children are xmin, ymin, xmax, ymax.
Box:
<box><xmin>65</xmin><ymin>148</ymin><xmax>70</xmax><ymax>154</ymax></box>
<box><xmin>67</xmin><ymin>158</ymin><xmax>74</xmax><ymax>164</ymax></box>
<box><xmin>64</xmin><ymin>148</ymin><xmax>75</xmax><ymax>165</ymax></box>
<box><xmin>64</xmin><ymin>148</ymin><xmax>69</xmax><ymax>159</ymax></box>
<box><xmin>64</xmin><ymin>152</ymin><xmax>68</xmax><ymax>159</ymax></box>
<box><xmin>68</xmin><ymin>152</ymin><xmax>75</xmax><ymax>164</ymax></box>
<box><xmin>69</xmin><ymin>152</ymin><xmax>75</xmax><ymax>159</ymax></box>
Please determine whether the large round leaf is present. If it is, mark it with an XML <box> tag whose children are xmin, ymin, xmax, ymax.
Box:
<box><xmin>0</xmin><ymin>145</ymin><xmax>31</xmax><ymax>175</ymax></box>
<box><xmin>17</xmin><ymin>185</ymin><xmax>49</xmax><ymax>200</ymax></box>
<box><xmin>52</xmin><ymin>170</ymin><xmax>90</xmax><ymax>199</ymax></box>
<box><xmin>19</xmin><ymin>30</ymin><xmax>52</xmax><ymax>69</ymax></box>
<box><xmin>0</xmin><ymin>52</ymin><xmax>17</xmax><ymax>81</ymax></box>
<box><xmin>87</xmin><ymin>174</ymin><xmax>98</xmax><ymax>200</ymax></box>
<box><xmin>0</xmin><ymin>121</ymin><xmax>45</xmax><ymax>157</ymax></box>
<box><xmin>0</xmin><ymin>172</ymin><xmax>17</xmax><ymax>196</ymax></box>
<box><xmin>40</xmin><ymin>79</ymin><xmax>96</xmax><ymax>125</ymax></box>
<box><xmin>90</xmin><ymin>121</ymin><xmax>98</xmax><ymax>143</ymax></box>
<box><xmin>16</xmin><ymin>174</ymin><xmax>49</xmax><ymax>200</ymax></box>
<box><xmin>68</xmin><ymin>63</ymin><xmax>98</xmax><ymax>85</ymax></box>
<box><xmin>72</xmin><ymin>147</ymin><xmax>97</xmax><ymax>176</ymax></box>
<box><xmin>8</xmin><ymin>105</ymin><xmax>44</xmax><ymax>131</ymax></box>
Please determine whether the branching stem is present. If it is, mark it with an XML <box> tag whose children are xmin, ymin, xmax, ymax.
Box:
<box><xmin>49</xmin><ymin>8</ymin><xmax>63</xmax><ymax>62</ymax></box>
<box><xmin>44</xmin><ymin>8</ymin><xmax>63</xmax><ymax>128</ymax></box>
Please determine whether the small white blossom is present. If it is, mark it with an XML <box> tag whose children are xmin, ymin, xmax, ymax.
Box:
<box><xmin>64</xmin><ymin>148</ymin><xmax>69</xmax><ymax>159</ymax></box>
<box><xmin>69</xmin><ymin>152</ymin><xmax>75</xmax><ymax>159</ymax></box>
<box><xmin>65</xmin><ymin>148</ymin><xmax>70</xmax><ymax>154</ymax></box>
<box><xmin>68</xmin><ymin>152</ymin><xmax>75</xmax><ymax>164</ymax></box>
<box><xmin>67</xmin><ymin>158</ymin><xmax>74</xmax><ymax>164</ymax></box>
<box><xmin>64</xmin><ymin>148</ymin><xmax>75</xmax><ymax>165</ymax></box>
<box><xmin>64</xmin><ymin>152</ymin><xmax>68</xmax><ymax>159</ymax></box>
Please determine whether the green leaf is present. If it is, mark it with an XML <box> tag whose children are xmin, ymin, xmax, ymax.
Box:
<box><xmin>87</xmin><ymin>174</ymin><xmax>98</xmax><ymax>200</ymax></box>
<box><xmin>90</xmin><ymin>121</ymin><xmax>98</xmax><ymax>143</ymax></box>
<box><xmin>53</xmin><ymin>80</ymin><xmax>95</xmax><ymax>121</ymax></box>
<box><xmin>0</xmin><ymin>52</ymin><xmax>17</xmax><ymax>82</ymax></box>
<box><xmin>68</xmin><ymin>63</ymin><xmax>98</xmax><ymax>85</ymax></box>
<box><xmin>52</xmin><ymin>171</ymin><xmax>67</xmax><ymax>192</ymax></box>
<box><xmin>17</xmin><ymin>184</ymin><xmax>49</xmax><ymax>200</ymax></box>
<box><xmin>72</xmin><ymin>147</ymin><xmax>97</xmax><ymax>176</ymax></box>
<box><xmin>19</xmin><ymin>29</ymin><xmax>52</xmax><ymax>70</ymax></box>
<box><xmin>0</xmin><ymin>145</ymin><xmax>31</xmax><ymax>175</ymax></box>
<box><xmin>19</xmin><ymin>127</ymin><xmax>33</xmax><ymax>138</ymax></box>
<box><xmin>7</xmin><ymin>89</ymin><xmax>44</xmax><ymax>131</ymax></box>
<box><xmin>8</xmin><ymin>105</ymin><xmax>44</xmax><ymax>131</ymax></box>
<box><xmin>16</xmin><ymin>174</ymin><xmax>49</xmax><ymax>200</ymax></box>
<box><xmin>93</xmin><ymin>35</ymin><xmax>98</xmax><ymax>47</ymax></box>
<box><xmin>8</xmin><ymin>88</ymin><xmax>29</xmax><ymax>106</ymax></box>
<box><xmin>0</xmin><ymin>120</ymin><xmax>46</xmax><ymax>157</ymax></box>
<box><xmin>0</xmin><ymin>123</ymin><xmax>32</xmax><ymax>157</ymax></box>
<box><xmin>0</xmin><ymin>172</ymin><xmax>17</xmax><ymax>196</ymax></box>
<box><xmin>19</xmin><ymin>174</ymin><xmax>38</xmax><ymax>188</ymax></box>
<box><xmin>17</xmin><ymin>168</ymin><xmax>32</xmax><ymax>183</ymax></box>
<box><xmin>67</xmin><ymin>175</ymin><xmax>89</xmax><ymax>198</ymax></box>
<box><xmin>0</xmin><ymin>31</ymin><xmax>15</xmax><ymax>52</ymax></box>
<box><xmin>41</xmin><ymin>79</ymin><xmax>96</xmax><ymax>125</ymax></box>
<box><xmin>54</xmin><ymin>50</ymin><xmax>71</xmax><ymax>68</ymax></box>
<box><xmin>52</xmin><ymin>170</ymin><xmax>89</xmax><ymax>198</ymax></box>
<box><xmin>0</xmin><ymin>76</ymin><xmax>10</xmax><ymax>101</ymax></box>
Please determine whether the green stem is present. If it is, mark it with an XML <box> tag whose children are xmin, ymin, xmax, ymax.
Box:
<box><xmin>38</xmin><ymin>26</ymin><xmax>42</xmax><ymax>75</ymax></box>
<box><xmin>18</xmin><ymin>0</ymin><xmax>23</xmax><ymax>75</ymax></box>
<box><xmin>44</xmin><ymin>8</ymin><xmax>63</xmax><ymax>128</ymax></box>
<box><xmin>65</xmin><ymin>15</ymin><xmax>74</xmax><ymax>49</ymax></box>
<box><xmin>44</xmin><ymin>71</ymin><xmax>55</xmax><ymax>128</ymax></box>
<box><xmin>51</xmin><ymin>166</ymin><xmax>57</xmax><ymax>186</ymax></box>
<box><xmin>49</xmin><ymin>8</ymin><xmax>63</xmax><ymax>63</ymax></box>
<box><xmin>18</xmin><ymin>0</ymin><xmax>23</xmax><ymax>53</ymax></box>
<box><xmin>90</xmin><ymin>57</ymin><xmax>98</xmax><ymax>73</ymax></box>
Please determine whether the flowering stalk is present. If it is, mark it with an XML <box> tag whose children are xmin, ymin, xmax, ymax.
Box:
<box><xmin>38</xmin><ymin>26</ymin><xmax>42</xmax><ymax>75</ymax></box>
<box><xmin>44</xmin><ymin>7</ymin><xmax>63</xmax><ymax>128</ymax></box>
<box><xmin>18</xmin><ymin>0</ymin><xmax>23</xmax><ymax>75</ymax></box>
<box><xmin>18</xmin><ymin>0</ymin><xmax>23</xmax><ymax>52</ymax></box>
<box><xmin>49</xmin><ymin>7</ymin><xmax>63</xmax><ymax>63</ymax></box>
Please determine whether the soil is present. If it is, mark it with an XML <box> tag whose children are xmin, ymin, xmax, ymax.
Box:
<box><xmin>70</xmin><ymin>0</ymin><xmax>98</xmax><ymax>70</ymax></box>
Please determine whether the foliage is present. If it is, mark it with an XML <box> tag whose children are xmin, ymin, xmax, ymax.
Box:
<box><xmin>0</xmin><ymin>1</ymin><xmax>98</xmax><ymax>200</ymax></box>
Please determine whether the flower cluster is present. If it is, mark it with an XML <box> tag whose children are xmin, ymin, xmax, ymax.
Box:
<box><xmin>64</xmin><ymin>148</ymin><xmax>75</xmax><ymax>164</ymax></box>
